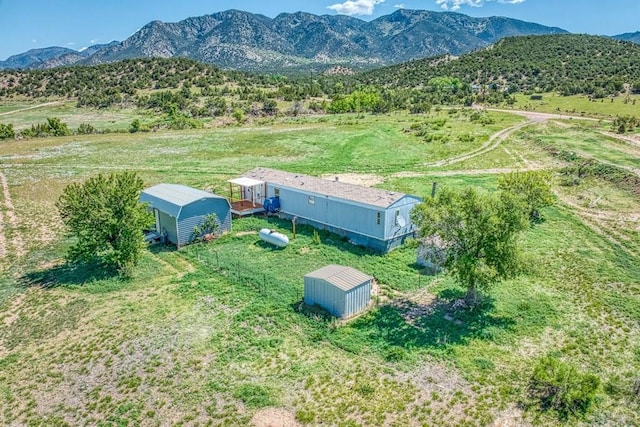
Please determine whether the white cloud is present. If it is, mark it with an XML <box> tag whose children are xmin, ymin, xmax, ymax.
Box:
<box><xmin>90</xmin><ymin>39</ymin><xmax>98</xmax><ymax>44</ymax></box>
<box><xmin>394</xmin><ymin>3</ymin><xmax>406</xmax><ymax>8</ymax></box>
<box><xmin>436</xmin><ymin>0</ymin><xmax>524</xmax><ymax>11</ymax></box>
<box><xmin>31</xmin><ymin>39</ymin><xmax>37</xmax><ymax>43</ymax></box>
<box><xmin>67</xmin><ymin>42</ymin><xmax>76</xmax><ymax>46</ymax></box>
<box><xmin>327</xmin><ymin>0</ymin><xmax>385</xmax><ymax>16</ymax></box>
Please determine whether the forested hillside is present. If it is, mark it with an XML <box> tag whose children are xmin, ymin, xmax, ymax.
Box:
<box><xmin>0</xmin><ymin>58</ymin><xmax>240</xmax><ymax>100</ymax></box>
<box><xmin>3</xmin><ymin>34</ymin><xmax>640</xmax><ymax>119</ymax></box>
<box><xmin>360</xmin><ymin>34</ymin><xmax>640</xmax><ymax>96</ymax></box>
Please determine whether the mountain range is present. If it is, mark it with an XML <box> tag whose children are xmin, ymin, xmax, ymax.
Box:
<box><xmin>0</xmin><ymin>9</ymin><xmax>571</xmax><ymax>72</ymax></box>
<box><xmin>615</xmin><ymin>31</ymin><xmax>640</xmax><ymax>44</ymax></box>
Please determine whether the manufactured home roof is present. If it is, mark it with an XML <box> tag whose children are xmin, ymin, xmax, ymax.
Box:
<box><xmin>140</xmin><ymin>183</ymin><xmax>229</xmax><ymax>218</ymax></box>
<box><xmin>305</xmin><ymin>265</ymin><xmax>372</xmax><ymax>291</ymax></box>
<box><xmin>242</xmin><ymin>167</ymin><xmax>414</xmax><ymax>208</ymax></box>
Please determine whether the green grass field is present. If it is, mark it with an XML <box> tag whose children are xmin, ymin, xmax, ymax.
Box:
<box><xmin>510</xmin><ymin>93</ymin><xmax>640</xmax><ymax>119</ymax></box>
<box><xmin>0</xmin><ymin>106</ymin><xmax>639</xmax><ymax>426</ymax></box>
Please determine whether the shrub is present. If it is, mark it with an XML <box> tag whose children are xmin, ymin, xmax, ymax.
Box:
<box><xmin>457</xmin><ymin>133</ymin><xmax>475</xmax><ymax>143</ymax></box>
<box><xmin>384</xmin><ymin>347</ymin><xmax>407</xmax><ymax>362</ymax></box>
<box><xmin>0</xmin><ymin>123</ymin><xmax>15</xmax><ymax>140</ymax></box>
<box><xmin>233</xmin><ymin>383</ymin><xmax>275</xmax><ymax>408</ymax></box>
<box><xmin>529</xmin><ymin>356</ymin><xmax>600</xmax><ymax>419</ymax></box>
<box><xmin>77</xmin><ymin>123</ymin><xmax>97</xmax><ymax>134</ymax></box>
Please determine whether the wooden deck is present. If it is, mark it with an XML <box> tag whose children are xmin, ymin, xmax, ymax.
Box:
<box><xmin>230</xmin><ymin>199</ymin><xmax>264</xmax><ymax>216</ymax></box>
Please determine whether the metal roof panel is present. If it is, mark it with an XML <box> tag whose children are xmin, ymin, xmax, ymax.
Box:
<box><xmin>305</xmin><ymin>265</ymin><xmax>372</xmax><ymax>291</ymax></box>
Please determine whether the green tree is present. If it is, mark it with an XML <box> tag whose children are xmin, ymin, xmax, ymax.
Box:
<box><xmin>207</xmin><ymin>97</ymin><xmax>227</xmax><ymax>116</ymax></box>
<box><xmin>46</xmin><ymin>117</ymin><xmax>71</xmax><ymax>136</ymax></box>
<box><xmin>262</xmin><ymin>99</ymin><xmax>278</xmax><ymax>115</ymax></box>
<box><xmin>0</xmin><ymin>123</ymin><xmax>15</xmax><ymax>140</ymax></box>
<box><xmin>56</xmin><ymin>172</ymin><xmax>153</xmax><ymax>276</ymax></box>
<box><xmin>411</xmin><ymin>188</ymin><xmax>529</xmax><ymax>303</ymax></box>
<box><xmin>129</xmin><ymin>119</ymin><xmax>141</xmax><ymax>133</ymax></box>
<box><xmin>232</xmin><ymin>108</ymin><xmax>245</xmax><ymax>124</ymax></box>
<box><xmin>498</xmin><ymin>171</ymin><xmax>554</xmax><ymax>222</ymax></box>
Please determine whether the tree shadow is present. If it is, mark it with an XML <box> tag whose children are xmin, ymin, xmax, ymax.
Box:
<box><xmin>350</xmin><ymin>289</ymin><xmax>515</xmax><ymax>350</ymax></box>
<box><xmin>261</xmin><ymin>217</ymin><xmax>376</xmax><ymax>257</ymax></box>
<box><xmin>253</xmin><ymin>240</ymin><xmax>287</xmax><ymax>251</ymax></box>
<box><xmin>149</xmin><ymin>243</ymin><xmax>178</xmax><ymax>255</ymax></box>
<box><xmin>20</xmin><ymin>260</ymin><xmax>118</xmax><ymax>289</ymax></box>
<box><xmin>530</xmin><ymin>216</ymin><xmax>547</xmax><ymax>226</ymax></box>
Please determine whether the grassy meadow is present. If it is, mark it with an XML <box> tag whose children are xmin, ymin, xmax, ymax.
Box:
<box><xmin>510</xmin><ymin>93</ymin><xmax>640</xmax><ymax>119</ymax></box>
<box><xmin>0</xmin><ymin>105</ymin><xmax>639</xmax><ymax>426</ymax></box>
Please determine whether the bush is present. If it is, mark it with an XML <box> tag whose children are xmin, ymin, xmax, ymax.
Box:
<box><xmin>529</xmin><ymin>356</ymin><xmax>600</xmax><ymax>420</ymax></box>
<box><xmin>77</xmin><ymin>123</ymin><xmax>97</xmax><ymax>135</ymax></box>
<box><xmin>0</xmin><ymin>123</ymin><xmax>15</xmax><ymax>140</ymax></box>
<box><xmin>384</xmin><ymin>347</ymin><xmax>407</xmax><ymax>362</ymax></box>
<box><xmin>233</xmin><ymin>383</ymin><xmax>275</xmax><ymax>408</ymax></box>
<box><xmin>19</xmin><ymin>117</ymin><xmax>70</xmax><ymax>138</ymax></box>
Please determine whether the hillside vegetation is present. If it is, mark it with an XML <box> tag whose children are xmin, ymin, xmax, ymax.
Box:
<box><xmin>360</xmin><ymin>34</ymin><xmax>640</xmax><ymax>96</ymax></box>
<box><xmin>3</xmin><ymin>34</ymin><xmax>640</xmax><ymax>119</ymax></box>
<box><xmin>0</xmin><ymin>9</ymin><xmax>566</xmax><ymax>72</ymax></box>
<box><xmin>0</xmin><ymin>58</ymin><xmax>242</xmax><ymax>99</ymax></box>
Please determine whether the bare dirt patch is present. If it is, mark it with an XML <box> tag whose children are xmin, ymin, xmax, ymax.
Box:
<box><xmin>0</xmin><ymin>172</ymin><xmax>25</xmax><ymax>257</ymax></box>
<box><xmin>428</xmin><ymin>121</ymin><xmax>533</xmax><ymax>168</ymax></box>
<box><xmin>251</xmin><ymin>408</ymin><xmax>300</xmax><ymax>427</ymax></box>
<box><xmin>392</xmin><ymin>287</ymin><xmax>438</xmax><ymax>325</ymax></box>
<box><xmin>236</xmin><ymin>231</ymin><xmax>258</xmax><ymax>237</ymax></box>
<box><xmin>0</xmin><ymin>211</ymin><xmax>6</xmax><ymax>259</ymax></box>
<box><xmin>0</xmin><ymin>101</ymin><xmax>64</xmax><ymax>117</ymax></box>
<box><xmin>2</xmin><ymin>292</ymin><xmax>27</xmax><ymax>327</ymax></box>
<box><xmin>492</xmin><ymin>405</ymin><xmax>529</xmax><ymax>427</ymax></box>
<box><xmin>601</xmin><ymin>131</ymin><xmax>640</xmax><ymax>148</ymax></box>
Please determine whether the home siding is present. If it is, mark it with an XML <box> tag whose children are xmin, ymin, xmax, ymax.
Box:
<box><xmin>267</xmin><ymin>186</ymin><xmax>386</xmax><ymax>240</ymax></box>
<box><xmin>384</xmin><ymin>195</ymin><xmax>421</xmax><ymax>240</ymax></box>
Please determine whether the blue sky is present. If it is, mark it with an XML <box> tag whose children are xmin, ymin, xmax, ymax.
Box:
<box><xmin>0</xmin><ymin>0</ymin><xmax>638</xmax><ymax>60</ymax></box>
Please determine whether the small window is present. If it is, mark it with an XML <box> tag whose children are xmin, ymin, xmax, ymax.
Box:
<box><xmin>274</xmin><ymin>188</ymin><xmax>280</xmax><ymax>197</ymax></box>
<box><xmin>395</xmin><ymin>210</ymin><xmax>400</xmax><ymax>225</ymax></box>
<box><xmin>308</xmin><ymin>195</ymin><xmax>315</xmax><ymax>205</ymax></box>
<box><xmin>376</xmin><ymin>212</ymin><xmax>381</xmax><ymax>225</ymax></box>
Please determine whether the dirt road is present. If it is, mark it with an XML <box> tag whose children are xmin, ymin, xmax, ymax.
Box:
<box><xmin>482</xmin><ymin>107</ymin><xmax>602</xmax><ymax>123</ymax></box>
<box><xmin>0</xmin><ymin>101</ymin><xmax>65</xmax><ymax>117</ymax></box>
<box><xmin>0</xmin><ymin>171</ymin><xmax>24</xmax><ymax>259</ymax></box>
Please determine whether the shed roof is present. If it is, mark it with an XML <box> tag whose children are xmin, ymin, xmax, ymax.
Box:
<box><xmin>242</xmin><ymin>167</ymin><xmax>412</xmax><ymax>208</ymax></box>
<box><xmin>305</xmin><ymin>265</ymin><xmax>372</xmax><ymax>291</ymax></box>
<box><xmin>140</xmin><ymin>183</ymin><xmax>229</xmax><ymax>218</ymax></box>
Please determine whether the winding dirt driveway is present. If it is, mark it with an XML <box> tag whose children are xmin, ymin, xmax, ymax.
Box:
<box><xmin>483</xmin><ymin>108</ymin><xmax>602</xmax><ymax>123</ymax></box>
<box><xmin>0</xmin><ymin>101</ymin><xmax>64</xmax><ymax>117</ymax></box>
